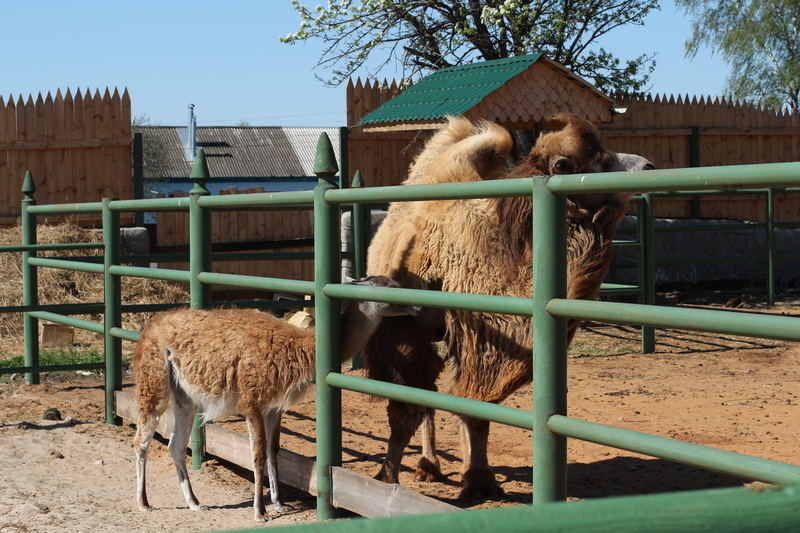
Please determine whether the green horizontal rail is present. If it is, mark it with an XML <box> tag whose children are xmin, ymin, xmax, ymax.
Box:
<box><xmin>27</xmin><ymin>256</ymin><xmax>105</xmax><ymax>274</ymax></box>
<box><xmin>107</xmin><ymin>264</ymin><xmax>192</xmax><ymax>283</ymax></box>
<box><xmin>108</xmin><ymin>196</ymin><xmax>187</xmax><ymax>212</ymax></box>
<box><xmin>196</xmin><ymin>272</ymin><xmax>315</xmax><ymax>295</ymax></box>
<box><xmin>546</xmin><ymin>299</ymin><xmax>800</xmax><ymax>342</ymax></box>
<box><xmin>197</xmin><ymin>189</ymin><xmax>315</xmax><ymax>209</ymax></box>
<box><xmin>28</xmin><ymin>311</ymin><xmax>104</xmax><ymax>335</ymax></box>
<box><xmin>325</xmin><ymin>372</ymin><xmax>533</xmax><ymax>430</ymax></box>
<box><xmin>322</xmin><ymin>283</ymin><xmax>533</xmax><ymax>316</ymax></box>
<box><xmin>26</xmin><ymin>201</ymin><xmax>104</xmax><ymax>215</ymax></box>
<box><xmin>325</xmin><ymin>177</ymin><xmax>534</xmax><ymax>204</ymax></box>
<box><xmin>0</xmin><ymin>302</ymin><xmax>103</xmax><ymax>314</ymax></box>
<box><xmin>547</xmin><ymin>162</ymin><xmax>800</xmax><ymax>195</ymax></box>
<box><xmin>228</xmin><ymin>483</ymin><xmax>800</xmax><ymax>533</ymax></box>
<box><xmin>0</xmin><ymin>362</ymin><xmax>105</xmax><ymax>375</ymax></box>
<box><xmin>597</xmin><ymin>283</ymin><xmax>640</xmax><ymax>296</ymax></box>
<box><xmin>0</xmin><ymin>243</ymin><xmax>104</xmax><ymax>253</ymax></box>
<box><xmin>110</xmin><ymin>327</ymin><xmax>140</xmax><ymax>343</ymax></box>
<box><xmin>548</xmin><ymin>415</ymin><xmax>800</xmax><ymax>486</ymax></box>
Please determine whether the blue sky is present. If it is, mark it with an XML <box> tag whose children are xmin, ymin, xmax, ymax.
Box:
<box><xmin>4</xmin><ymin>1</ymin><xmax>728</xmax><ymax>128</ymax></box>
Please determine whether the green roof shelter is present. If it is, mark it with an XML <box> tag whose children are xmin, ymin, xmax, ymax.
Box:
<box><xmin>358</xmin><ymin>54</ymin><xmax>616</xmax><ymax>132</ymax></box>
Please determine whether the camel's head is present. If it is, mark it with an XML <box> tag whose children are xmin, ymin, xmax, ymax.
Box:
<box><xmin>527</xmin><ymin>112</ymin><xmax>654</xmax><ymax>210</ymax></box>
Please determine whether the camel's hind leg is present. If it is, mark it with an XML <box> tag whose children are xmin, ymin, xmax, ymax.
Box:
<box><xmin>413</xmin><ymin>406</ymin><xmax>442</xmax><ymax>482</ymax></box>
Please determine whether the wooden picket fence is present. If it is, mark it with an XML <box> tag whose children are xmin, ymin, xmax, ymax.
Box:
<box><xmin>156</xmin><ymin>187</ymin><xmax>315</xmax><ymax>283</ymax></box>
<box><xmin>0</xmin><ymin>88</ymin><xmax>132</xmax><ymax>225</ymax></box>
<box><xmin>347</xmin><ymin>80</ymin><xmax>800</xmax><ymax>222</ymax></box>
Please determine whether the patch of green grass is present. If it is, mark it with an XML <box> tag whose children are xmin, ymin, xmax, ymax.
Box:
<box><xmin>0</xmin><ymin>347</ymin><xmax>132</xmax><ymax>382</ymax></box>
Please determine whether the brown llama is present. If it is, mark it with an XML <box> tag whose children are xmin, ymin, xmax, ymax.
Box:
<box><xmin>362</xmin><ymin>113</ymin><xmax>654</xmax><ymax>497</ymax></box>
<box><xmin>133</xmin><ymin>276</ymin><xmax>419</xmax><ymax>522</ymax></box>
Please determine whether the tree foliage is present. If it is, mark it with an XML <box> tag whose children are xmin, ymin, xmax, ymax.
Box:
<box><xmin>677</xmin><ymin>0</ymin><xmax>800</xmax><ymax>111</ymax></box>
<box><xmin>280</xmin><ymin>0</ymin><xmax>659</xmax><ymax>95</ymax></box>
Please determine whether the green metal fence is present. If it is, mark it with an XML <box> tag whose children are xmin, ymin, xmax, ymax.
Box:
<box><xmin>3</xmin><ymin>134</ymin><xmax>800</xmax><ymax>529</ymax></box>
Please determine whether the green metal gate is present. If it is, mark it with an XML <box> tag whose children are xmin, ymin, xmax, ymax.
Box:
<box><xmin>3</xmin><ymin>133</ymin><xmax>800</xmax><ymax>530</ymax></box>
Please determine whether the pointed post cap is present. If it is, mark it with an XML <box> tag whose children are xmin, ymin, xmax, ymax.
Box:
<box><xmin>22</xmin><ymin>170</ymin><xmax>36</xmax><ymax>200</ymax></box>
<box><xmin>313</xmin><ymin>132</ymin><xmax>339</xmax><ymax>180</ymax></box>
<box><xmin>352</xmin><ymin>170</ymin><xmax>363</xmax><ymax>188</ymax></box>
<box><xmin>189</xmin><ymin>149</ymin><xmax>210</xmax><ymax>195</ymax></box>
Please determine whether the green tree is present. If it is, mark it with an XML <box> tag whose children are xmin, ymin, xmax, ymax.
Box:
<box><xmin>677</xmin><ymin>0</ymin><xmax>800</xmax><ymax>111</ymax></box>
<box><xmin>280</xmin><ymin>0</ymin><xmax>660</xmax><ymax>95</ymax></box>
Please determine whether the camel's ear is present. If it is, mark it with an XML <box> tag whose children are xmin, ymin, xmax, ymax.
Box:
<box><xmin>551</xmin><ymin>156</ymin><xmax>576</xmax><ymax>175</ymax></box>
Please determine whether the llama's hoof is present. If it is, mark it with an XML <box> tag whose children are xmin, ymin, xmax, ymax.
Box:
<box><xmin>138</xmin><ymin>504</ymin><xmax>155</xmax><ymax>512</ymax></box>
<box><xmin>189</xmin><ymin>503</ymin><xmax>209</xmax><ymax>511</ymax></box>
<box><xmin>274</xmin><ymin>502</ymin><xmax>297</xmax><ymax>513</ymax></box>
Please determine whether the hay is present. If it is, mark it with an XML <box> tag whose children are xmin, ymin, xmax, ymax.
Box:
<box><xmin>0</xmin><ymin>222</ymin><xmax>189</xmax><ymax>356</ymax></box>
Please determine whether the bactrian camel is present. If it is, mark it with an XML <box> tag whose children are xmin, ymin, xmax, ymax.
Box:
<box><xmin>133</xmin><ymin>276</ymin><xmax>419</xmax><ymax>521</ymax></box>
<box><xmin>362</xmin><ymin>113</ymin><xmax>655</xmax><ymax>496</ymax></box>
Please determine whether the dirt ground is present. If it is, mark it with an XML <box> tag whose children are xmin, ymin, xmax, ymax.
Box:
<box><xmin>1</xmin><ymin>288</ymin><xmax>799</xmax><ymax>532</ymax></box>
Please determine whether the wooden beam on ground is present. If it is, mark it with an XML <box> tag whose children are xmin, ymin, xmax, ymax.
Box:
<box><xmin>114</xmin><ymin>391</ymin><xmax>460</xmax><ymax>517</ymax></box>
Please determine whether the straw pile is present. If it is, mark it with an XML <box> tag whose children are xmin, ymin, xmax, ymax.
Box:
<box><xmin>0</xmin><ymin>222</ymin><xmax>188</xmax><ymax>356</ymax></box>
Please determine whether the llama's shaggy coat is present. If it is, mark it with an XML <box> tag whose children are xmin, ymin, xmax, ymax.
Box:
<box><xmin>133</xmin><ymin>276</ymin><xmax>418</xmax><ymax>521</ymax></box>
<box><xmin>363</xmin><ymin>114</ymin><xmax>655</xmax><ymax>495</ymax></box>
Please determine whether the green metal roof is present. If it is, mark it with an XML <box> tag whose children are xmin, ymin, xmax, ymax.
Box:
<box><xmin>359</xmin><ymin>54</ymin><xmax>545</xmax><ymax>125</ymax></box>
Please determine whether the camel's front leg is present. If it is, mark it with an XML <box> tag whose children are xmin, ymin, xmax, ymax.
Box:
<box><xmin>457</xmin><ymin>415</ymin><xmax>500</xmax><ymax>498</ymax></box>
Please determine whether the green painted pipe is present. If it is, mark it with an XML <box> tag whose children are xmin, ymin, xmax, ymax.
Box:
<box><xmin>313</xmin><ymin>132</ymin><xmax>343</xmax><ymax>521</ymax></box>
<box><xmin>219</xmin><ymin>484</ymin><xmax>800</xmax><ymax>533</ymax></box>
<box><xmin>197</xmin><ymin>189</ymin><xmax>315</xmax><ymax>209</ymax></box>
<box><xmin>27</xmin><ymin>256</ymin><xmax>105</xmax><ymax>274</ymax></box>
<box><xmin>547</xmin><ymin>298</ymin><xmax>800</xmax><ymax>342</ymax></box>
<box><xmin>0</xmin><ymin>363</ymin><xmax>105</xmax><ymax>375</ymax></box>
<box><xmin>323</xmin><ymin>283</ymin><xmax>533</xmax><ymax>316</ymax></box>
<box><xmin>325</xmin><ymin>372</ymin><xmax>533</xmax><ymax>429</ymax></box>
<box><xmin>547</xmin><ymin>161</ymin><xmax>800</xmax><ymax>195</ymax></box>
<box><xmin>549</xmin><ymin>415</ymin><xmax>800</xmax><ymax>486</ymax></box>
<box><xmin>21</xmin><ymin>171</ymin><xmax>39</xmax><ymax>385</ymax></box>
<box><xmin>0</xmin><ymin>243</ymin><xmax>103</xmax><ymax>253</ymax></box>
<box><xmin>26</xmin><ymin>201</ymin><xmax>104</xmax><ymax>214</ymax></box>
<box><xmin>108</xmin><ymin>196</ymin><xmax>185</xmax><ymax>212</ymax></box>
<box><xmin>103</xmin><ymin>198</ymin><xmax>123</xmax><ymax>425</ymax></box>
<box><xmin>0</xmin><ymin>303</ymin><xmax>103</xmax><ymax>315</ymax></box>
<box><xmin>108</xmin><ymin>264</ymin><xmax>192</xmax><ymax>283</ymax></box>
<box><xmin>532</xmin><ymin>179</ymin><xmax>568</xmax><ymax>504</ymax></box>
<box><xmin>196</xmin><ymin>271</ymin><xmax>314</xmax><ymax>295</ymax></box>
<box><xmin>28</xmin><ymin>311</ymin><xmax>104</xmax><ymax>334</ymax></box>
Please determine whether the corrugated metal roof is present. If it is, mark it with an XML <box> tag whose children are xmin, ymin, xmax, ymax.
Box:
<box><xmin>359</xmin><ymin>54</ymin><xmax>544</xmax><ymax>125</ymax></box>
<box><xmin>139</xmin><ymin>126</ymin><xmax>341</xmax><ymax>179</ymax></box>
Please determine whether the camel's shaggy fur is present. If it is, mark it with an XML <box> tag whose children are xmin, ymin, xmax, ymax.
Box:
<box><xmin>133</xmin><ymin>276</ymin><xmax>418</xmax><ymax>522</ymax></box>
<box><xmin>362</xmin><ymin>113</ymin><xmax>654</xmax><ymax>496</ymax></box>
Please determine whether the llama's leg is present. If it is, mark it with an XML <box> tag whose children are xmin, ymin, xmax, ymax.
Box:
<box><xmin>134</xmin><ymin>412</ymin><xmax>159</xmax><ymax>511</ymax></box>
<box><xmin>246</xmin><ymin>412</ymin><xmax>269</xmax><ymax>522</ymax></box>
<box><xmin>457</xmin><ymin>415</ymin><xmax>499</xmax><ymax>498</ymax></box>
<box><xmin>263</xmin><ymin>409</ymin><xmax>294</xmax><ymax>514</ymax></box>
<box><xmin>414</xmin><ymin>407</ymin><xmax>443</xmax><ymax>482</ymax></box>
<box><xmin>168</xmin><ymin>397</ymin><xmax>205</xmax><ymax>510</ymax></box>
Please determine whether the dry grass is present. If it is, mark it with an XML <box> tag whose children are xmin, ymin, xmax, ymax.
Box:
<box><xmin>0</xmin><ymin>222</ymin><xmax>188</xmax><ymax>357</ymax></box>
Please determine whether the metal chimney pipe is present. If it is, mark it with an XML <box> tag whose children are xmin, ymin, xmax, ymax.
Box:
<box><xmin>186</xmin><ymin>104</ymin><xmax>197</xmax><ymax>162</ymax></box>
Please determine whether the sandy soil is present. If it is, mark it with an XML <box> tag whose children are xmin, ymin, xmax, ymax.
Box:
<box><xmin>1</xmin><ymin>289</ymin><xmax>798</xmax><ymax>532</ymax></box>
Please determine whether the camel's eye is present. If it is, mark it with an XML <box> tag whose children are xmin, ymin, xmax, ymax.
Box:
<box><xmin>551</xmin><ymin>156</ymin><xmax>576</xmax><ymax>175</ymax></box>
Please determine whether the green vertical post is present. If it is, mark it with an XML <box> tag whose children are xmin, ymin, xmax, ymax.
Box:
<box><xmin>350</xmin><ymin>171</ymin><xmax>366</xmax><ymax>370</ymax></box>
<box><xmin>188</xmin><ymin>149</ymin><xmax>211</xmax><ymax>469</ymax></box>
<box><xmin>639</xmin><ymin>193</ymin><xmax>656</xmax><ymax>353</ymax></box>
<box><xmin>103</xmin><ymin>198</ymin><xmax>122</xmax><ymax>425</ymax></box>
<box><xmin>21</xmin><ymin>171</ymin><xmax>39</xmax><ymax>385</ymax></box>
<box><xmin>313</xmin><ymin>132</ymin><xmax>343</xmax><ymax>520</ymax></box>
<box><xmin>351</xmin><ymin>170</ymin><xmax>367</xmax><ymax>280</ymax></box>
<box><xmin>532</xmin><ymin>177</ymin><xmax>567</xmax><ymax>504</ymax></box>
<box><xmin>766</xmin><ymin>189</ymin><xmax>775</xmax><ymax>306</ymax></box>
<box><xmin>133</xmin><ymin>132</ymin><xmax>144</xmax><ymax>227</ymax></box>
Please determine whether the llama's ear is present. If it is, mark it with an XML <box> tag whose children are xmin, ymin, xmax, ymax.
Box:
<box><xmin>344</xmin><ymin>275</ymin><xmax>356</xmax><ymax>284</ymax></box>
